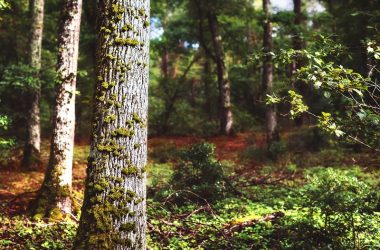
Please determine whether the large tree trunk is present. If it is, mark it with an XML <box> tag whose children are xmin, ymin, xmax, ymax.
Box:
<box><xmin>31</xmin><ymin>0</ymin><xmax>82</xmax><ymax>220</ymax></box>
<box><xmin>263</xmin><ymin>0</ymin><xmax>279</xmax><ymax>147</ymax></box>
<box><xmin>207</xmin><ymin>12</ymin><xmax>233</xmax><ymax>136</ymax></box>
<box><xmin>22</xmin><ymin>0</ymin><xmax>44</xmax><ymax>170</ymax></box>
<box><xmin>74</xmin><ymin>1</ymin><xmax>149</xmax><ymax>249</ymax></box>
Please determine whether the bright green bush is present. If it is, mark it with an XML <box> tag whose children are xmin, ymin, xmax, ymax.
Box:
<box><xmin>301</xmin><ymin>168</ymin><xmax>380</xmax><ymax>249</ymax></box>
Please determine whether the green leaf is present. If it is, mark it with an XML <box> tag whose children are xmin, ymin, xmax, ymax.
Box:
<box><xmin>323</xmin><ymin>91</ymin><xmax>331</xmax><ymax>98</ymax></box>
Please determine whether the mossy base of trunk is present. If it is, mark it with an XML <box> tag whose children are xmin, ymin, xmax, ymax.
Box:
<box><xmin>30</xmin><ymin>185</ymin><xmax>73</xmax><ymax>221</ymax></box>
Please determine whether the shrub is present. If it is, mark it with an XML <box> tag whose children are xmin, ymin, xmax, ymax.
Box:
<box><xmin>268</xmin><ymin>141</ymin><xmax>287</xmax><ymax>160</ymax></box>
<box><xmin>301</xmin><ymin>168</ymin><xmax>380</xmax><ymax>249</ymax></box>
<box><xmin>171</xmin><ymin>142</ymin><xmax>228</xmax><ymax>201</ymax></box>
<box><xmin>239</xmin><ymin>141</ymin><xmax>288</xmax><ymax>162</ymax></box>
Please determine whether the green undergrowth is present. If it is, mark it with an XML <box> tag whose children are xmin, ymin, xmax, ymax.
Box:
<box><xmin>73</xmin><ymin>145</ymin><xmax>90</xmax><ymax>164</ymax></box>
<box><xmin>2</xmin><ymin>142</ymin><xmax>380</xmax><ymax>249</ymax></box>
<box><xmin>147</xmin><ymin>164</ymin><xmax>380</xmax><ymax>249</ymax></box>
<box><xmin>145</xmin><ymin>143</ymin><xmax>380</xmax><ymax>249</ymax></box>
<box><xmin>0</xmin><ymin>216</ymin><xmax>77</xmax><ymax>249</ymax></box>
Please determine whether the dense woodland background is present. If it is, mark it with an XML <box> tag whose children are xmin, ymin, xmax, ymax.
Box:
<box><xmin>1</xmin><ymin>0</ymin><xmax>380</xmax><ymax>249</ymax></box>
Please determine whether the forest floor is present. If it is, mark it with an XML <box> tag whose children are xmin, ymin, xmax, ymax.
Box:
<box><xmin>1</xmin><ymin>129</ymin><xmax>380</xmax><ymax>249</ymax></box>
<box><xmin>0</xmin><ymin>132</ymin><xmax>263</xmax><ymax>216</ymax></box>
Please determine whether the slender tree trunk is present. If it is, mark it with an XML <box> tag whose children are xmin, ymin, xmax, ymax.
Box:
<box><xmin>291</xmin><ymin>0</ymin><xmax>303</xmax><ymax>74</ymax></box>
<box><xmin>74</xmin><ymin>1</ymin><xmax>149</xmax><ymax>249</ymax></box>
<box><xmin>207</xmin><ymin>12</ymin><xmax>233</xmax><ymax>136</ymax></box>
<box><xmin>159</xmin><ymin>46</ymin><xmax>196</xmax><ymax>135</ymax></box>
<box><xmin>161</xmin><ymin>48</ymin><xmax>169</xmax><ymax>79</ymax></box>
<box><xmin>31</xmin><ymin>0</ymin><xmax>82</xmax><ymax>220</ymax></box>
<box><xmin>203</xmin><ymin>58</ymin><xmax>213</xmax><ymax>118</ymax></box>
<box><xmin>263</xmin><ymin>0</ymin><xmax>279</xmax><ymax>147</ymax></box>
<box><xmin>190</xmin><ymin>78</ymin><xmax>196</xmax><ymax>107</ymax></box>
<box><xmin>367</xmin><ymin>45</ymin><xmax>377</xmax><ymax>79</ymax></box>
<box><xmin>158</xmin><ymin>48</ymin><xmax>172</xmax><ymax>134</ymax></box>
<box><xmin>292</xmin><ymin>0</ymin><xmax>308</xmax><ymax>126</ymax></box>
<box><xmin>246</xmin><ymin>21</ymin><xmax>260</xmax><ymax>112</ymax></box>
<box><xmin>22</xmin><ymin>0</ymin><xmax>44</xmax><ymax>170</ymax></box>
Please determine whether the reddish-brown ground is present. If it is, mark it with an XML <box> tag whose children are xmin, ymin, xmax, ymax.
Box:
<box><xmin>2</xmin><ymin>132</ymin><xmax>377</xmax><ymax>218</ymax></box>
<box><xmin>0</xmin><ymin>133</ymin><xmax>265</xmax><ymax>216</ymax></box>
<box><xmin>149</xmin><ymin>132</ymin><xmax>266</xmax><ymax>161</ymax></box>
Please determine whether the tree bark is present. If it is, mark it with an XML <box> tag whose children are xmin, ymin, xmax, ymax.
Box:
<box><xmin>203</xmin><ymin>58</ymin><xmax>213</xmax><ymax>118</ymax></box>
<box><xmin>207</xmin><ymin>12</ymin><xmax>233</xmax><ymax>136</ymax></box>
<box><xmin>190</xmin><ymin>77</ymin><xmax>197</xmax><ymax>107</ymax></box>
<box><xmin>292</xmin><ymin>0</ymin><xmax>308</xmax><ymax>126</ymax></box>
<box><xmin>263</xmin><ymin>0</ymin><xmax>279</xmax><ymax>147</ymax></box>
<box><xmin>291</xmin><ymin>0</ymin><xmax>303</xmax><ymax>74</ymax></box>
<box><xmin>22</xmin><ymin>0</ymin><xmax>44</xmax><ymax>170</ymax></box>
<box><xmin>31</xmin><ymin>0</ymin><xmax>82</xmax><ymax>220</ymax></box>
<box><xmin>74</xmin><ymin>1</ymin><xmax>149</xmax><ymax>249</ymax></box>
<box><xmin>158</xmin><ymin>48</ymin><xmax>174</xmax><ymax>134</ymax></box>
<box><xmin>160</xmin><ymin>48</ymin><xmax>169</xmax><ymax>79</ymax></box>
